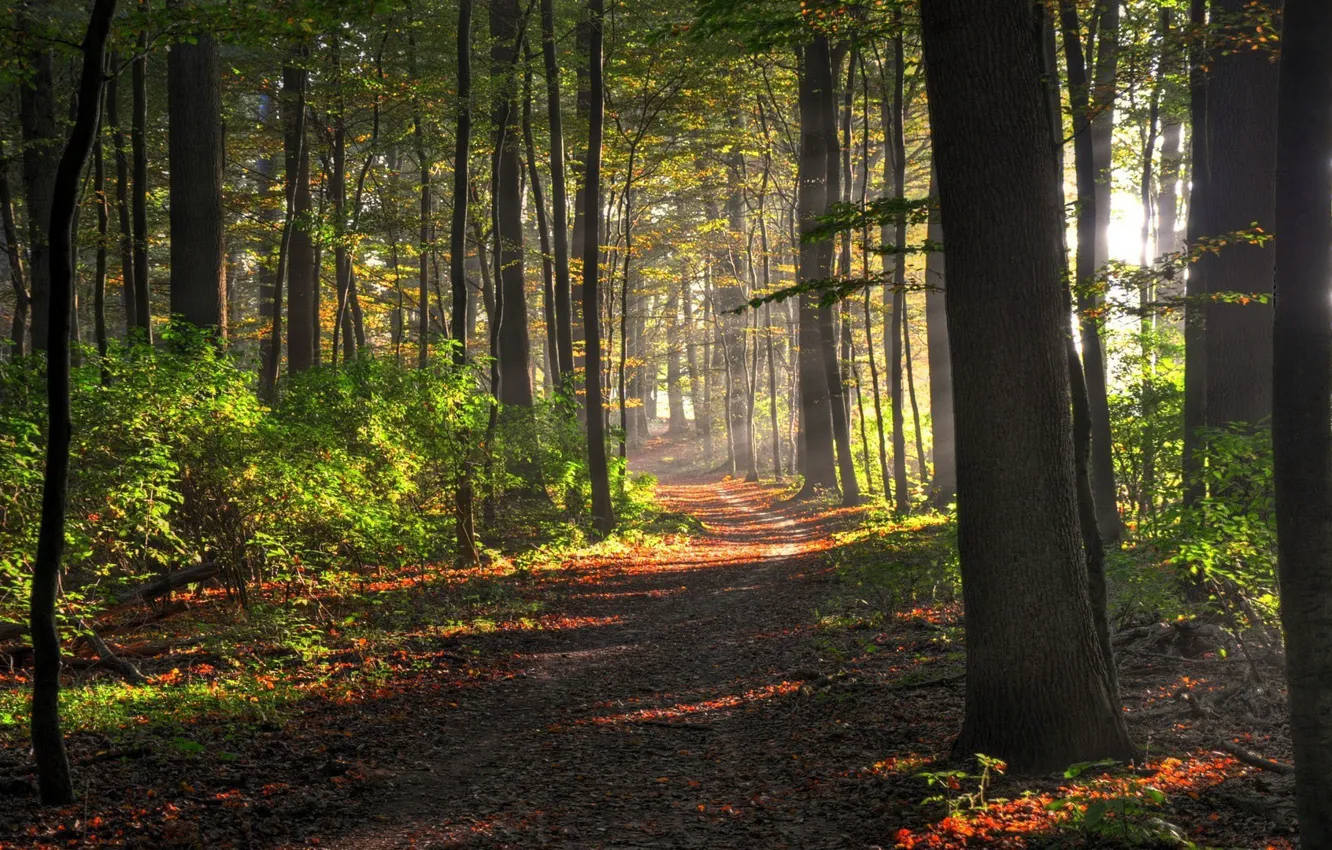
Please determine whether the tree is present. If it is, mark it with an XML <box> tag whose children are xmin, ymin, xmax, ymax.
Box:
<box><xmin>583</xmin><ymin>0</ymin><xmax>614</xmax><ymax>535</ymax></box>
<box><xmin>31</xmin><ymin>0</ymin><xmax>117</xmax><ymax>804</ymax></box>
<box><xmin>105</xmin><ymin>56</ymin><xmax>137</xmax><ymax>339</ymax></box>
<box><xmin>131</xmin><ymin>0</ymin><xmax>152</xmax><ymax>340</ymax></box>
<box><xmin>284</xmin><ymin>52</ymin><xmax>317</xmax><ymax>373</ymax></box>
<box><xmin>541</xmin><ymin>0</ymin><xmax>574</xmax><ymax>381</ymax></box>
<box><xmin>1203</xmin><ymin>0</ymin><xmax>1279</xmax><ymax>431</ymax></box>
<box><xmin>491</xmin><ymin>0</ymin><xmax>533</xmax><ymax>407</ymax></box>
<box><xmin>924</xmin><ymin>174</ymin><xmax>954</xmax><ymax>507</ymax></box>
<box><xmin>167</xmin><ymin>18</ymin><xmax>226</xmax><ymax>334</ymax></box>
<box><xmin>17</xmin><ymin>2</ymin><xmax>58</xmax><ymax>353</ymax></box>
<box><xmin>919</xmin><ymin>0</ymin><xmax>1135</xmax><ymax>772</ymax></box>
<box><xmin>795</xmin><ymin>36</ymin><xmax>840</xmax><ymax>498</ymax></box>
<box><xmin>1272</xmin><ymin>0</ymin><xmax>1332</xmax><ymax>840</ymax></box>
<box><xmin>1058</xmin><ymin>0</ymin><xmax>1122</xmax><ymax>542</ymax></box>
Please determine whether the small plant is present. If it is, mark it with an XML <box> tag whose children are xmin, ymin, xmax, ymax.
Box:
<box><xmin>917</xmin><ymin>753</ymin><xmax>1006</xmax><ymax>818</ymax></box>
<box><xmin>1048</xmin><ymin>760</ymin><xmax>1195</xmax><ymax>847</ymax></box>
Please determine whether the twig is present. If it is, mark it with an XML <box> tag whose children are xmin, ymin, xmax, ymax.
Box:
<box><xmin>1217</xmin><ymin>740</ymin><xmax>1294</xmax><ymax>775</ymax></box>
<box><xmin>78</xmin><ymin>619</ymin><xmax>147</xmax><ymax>686</ymax></box>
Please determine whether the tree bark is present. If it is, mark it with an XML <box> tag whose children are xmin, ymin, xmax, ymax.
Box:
<box><xmin>925</xmin><ymin>174</ymin><xmax>955</xmax><ymax>507</ymax></box>
<box><xmin>105</xmin><ymin>59</ymin><xmax>136</xmax><ymax>340</ymax></box>
<box><xmin>167</xmin><ymin>26</ymin><xmax>226</xmax><ymax>334</ymax></box>
<box><xmin>31</xmin><ymin>0</ymin><xmax>116</xmax><ymax>805</ymax></box>
<box><xmin>1059</xmin><ymin>0</ymin><xmax>1122</xmax><ymax>542</ymax></box>
<box><xmin>795</xmin><ymin>38</ymin><xmax>840</xmax><ymax>497</ymax></box>
<box><xmin>131</xmin><ymin>2</ymin><xmax>151</xmax><ymax>340</ymax></box>
<box><xmin>260</xmin><ymin>57</ymin><xmax>306</xmax><ymax>402</ymax></box>
<box><xmin>920</xmin><ymin>0</ymin><xmax>1136</xmax><ymax>772</ymax></box>
<box><xmin>583</xmin><ymin>0</ymin><xmax>614</xmax><ymax>534</ymax></box>
<box><xmin>18</xmin><ymin>3</ymin><xmax>58</xmax><ymax>352</ymax></box>
<box><xmin>1203</xmin><ymin>0</ymin><xmax>1279</xmax><ymax>430</ymax></box>
<box><xmin>0</xmin><ymin>150</ymin><xmax>29</xmax><ymax>359</ymax></box>
<box><xmin>1273</xmin><ymin>2</ymin><xmax>1332</xmax><ymax>840</ymax></box>
<box><xmin>284</xmin><ymin>54</ymin><xmax>316</xmax><ymax>373</ymax></box>
<box><xmin>1182</xmin><ymin>0</ymin><xmax>1208</xmax><ymax>506</ymax></box>
<box><xmin>540</xmin><ymin>0</ymin><xmax>574</xmax><ymax>381</ymax></box>
<box><xmin>492</xmin><ymin>0</ymin><xmax>533</xmax><ymax>407</ymax></box>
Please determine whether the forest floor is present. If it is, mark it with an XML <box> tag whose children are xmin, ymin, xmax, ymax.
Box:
<box><xmin>0</xmin><ymin>435</ymin><xmax>1304</xmax><ymax>849</ymax></box>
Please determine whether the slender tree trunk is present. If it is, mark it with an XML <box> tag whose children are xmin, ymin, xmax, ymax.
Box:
<box><xmin>32</xmin><ymin>0</ymin><xmax>115</xmax><ymax>805</ymax></box>
<box><xmin>920</xmin><ymin>0</ymin><xmax>1135</xmax><ymax>772</ymax></box>
<box><xmin>1273</xmin><ymin>3</ymin><xmax>1332</xmax><ymax>840</ymax></box>
<box><xmin>925</xmin><ymin>174</ymin><xmax>955</xmax><ymax>506</ymax></box>
<box><xmin>1058</xmin><ymin>0</ymin><xmax>1122</xmax><ymax>542</ymax></box>
<box><xmin>523</xmin><ymin>41</ymin><xmax>558</xmax><ymax>391</ymax></box>
<box><xmin>541</xmin><ymin>0</ymin><xmax>574</xmax><ymax>380</ymax></box>
<box><xmin>666</xmin><ymin>286</ymin><xmax>686</xmax><ymax>433</ymax></box>
<box><xmin>167</xmin><ymin>27</ymin><xmax>226</xmax><ymax>334</ymax></box>
<box><xmin>1182</xmin><ymin>0</ymin><xmax>1208</xmax><ymax>506</ymax></box>
<box><xmin>583</xmin><ymin>0</ymin><xmax>614</xmax><ymax>534</ymax></box>
<box><xmin>903</xmin><ymin>296</ymin><xmax>927</xmax><ymax>482</ymax></box>
<box><xmin>260</xmin><ymin>60</ymin><xmax>306</xmax><ymax>402</ymax></box>
<box><xmin>884</xmin><ymin>26</ymin><xmax>909</xmax><ymax>515</ymax></box>
<box><xmin>105</xmin><ymin>59</ymin><xmax>136</xmax><ymax>340</ymax></box>
<box><xmin>0</xmin><ymin>151</ymin><xmax>30</xmax><ymax>359</ymax></box>
<box><xmin>18</xmin><ymin>4</ymin><xmax>58</xmax><ymax>352</ymax></box>
<box><xmin>131</xmin><ymin>2</ymin><xmax>151</xmax><ymax>340</ymax></box>
<box><xmin>410</xmin><ymin>32</ymin><xmax>433</xmax><ymax>368</ymax></box>
<box><xmin>93</xmin><ymin>138</ymin><xmax>109</xmax><ymax>384</ymax></box>
<box><xmin>284</xmin><ymin>54</ymin><xmax>315</xmax><ymax>373</ymax></box>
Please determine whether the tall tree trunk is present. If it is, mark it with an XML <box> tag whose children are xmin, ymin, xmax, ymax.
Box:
<box><xmin>1157</xmin><ymin>118</ymin><xmax>1183</xmax><ymax>256</ymax></box>
<box><xmin>583</xmin><ymin>0</ymin><xmax>614</xmax><ymax>534</ymax></box>
<box><xmin>1203</xmin><ymin>0</ymin><xmax>1279</xmax><ymax>430</ymax></box>
<box><xmin>666</xmin><ymin>286</ymin><xmax>686</xmax><ymax>434</ymax></box>
<box><xmin>1273</xmin><ymin>3</ymin><xmax>1332</xmax><ymax>840</ymax></box>
<box><xmin>18</xmin><ymin>4</ymin><xmax>58</xmax><ymax>352</ymax></box>
<box><xmin>795</xmin><ymin>38</ymin><xmax>840</xmax><ymax>497</ymax></box>
<box><xmin>920</xmin><ymin>0</ymin><xmax>1136</xmax><ymax>772</ymax></box>
<box><xmin>522</xmin><ymin>41</ymin><xmax>558</xmax><ymax>391</ymax></box>
<box><xmin>540</xmin><ymin>0</ymin><xmax>574</xmax><ymax>380</ymax></box>
<box><xmin>1182</xmin><ymin>0</ymin><xmax>1208</xmax><ymax>506</ymax></box>
<box><xmin>131</xmin><ymin>1</ymin><xmax>151</xmax><ymax>340</ymax></box>
<box><xmin>260</xmin><ymin>57</ymin><xmax>306</xmax><ymax>402</ymax></box>
<box><xmin>492</xmin><ymin>0</ymin><xmax>533</xmax><ymax>407</ymax></box>
<box><xmin>1059</xmin><ymin>0</ymin><xmax>1122</xmax><ymax>542</ymax></box>
<box><xmin>284</xmin><ymin>54</ymin><xmax>316</xmax><ymax>374</ymax></box>
<box><xmin>105</xmin><ymin>59</ymin><xmax>136</xmax><ymax>339</ymax></box>
<box><xmin>925</xmin><ymin>174</ymin><xmax>955</xmax><ymax>506</ymax></box>
<box><xmin>885</xmin><ymin>24</ymin><xmax>910</xmax><ymax>515</ymax></box>
<box><xmin>93</xmin><ymin>138</ymin><xmax>109</xmax><ymax>384</ymax></box>
<box><xmin>167</xmin><ymin>27</ymin><xmax>226</xmax><ymax>334</ymax></box>
<box><xmin>410</xmin><ymin>32</ymin><xmax>433</xmax><ymax>368</ymax></box>
<box><xmin>0</xmin><ymin>149</ymin><xmax>30</xmax><ymax>359</ymax></box>
<box><xmin>31</xmin><ymin>0</ymin><xmax>115</xmax><ymax>805</ymax></box>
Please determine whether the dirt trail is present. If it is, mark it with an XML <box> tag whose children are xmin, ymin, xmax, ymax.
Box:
<box><xmin>316</xmin><ymin>445</ymin><xmax>893</xmax><ymax>849</ymax></box>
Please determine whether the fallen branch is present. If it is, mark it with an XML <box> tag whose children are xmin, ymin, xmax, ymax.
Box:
<box><xmin>1216</xmin><ymin>740</ymin><xmax>1294</xmax><ymax>775</ymax></box>
<box><xmin>78</xmin><ymin>619</ymin><xmax>147</xmax><ymax>685</ymax></box>
<box><xmin>111</xmin><ymin>561</ymin><xmax>220</xmax><ymax>605</ymax></box>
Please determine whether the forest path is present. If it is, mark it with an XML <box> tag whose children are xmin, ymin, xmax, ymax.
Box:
<box><xmin>314</xmin><ymin>440</ymin><xmax>896</xmax><ymax>850</ymax></box>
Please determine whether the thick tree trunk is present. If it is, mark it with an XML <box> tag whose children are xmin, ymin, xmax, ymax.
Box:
<box><xmin>1156</xmin><ymin>120</ymin><xmax>1182</xmax><ymax>256</ymax></box>
<box><xmin>1273</xmin><ymin>3</ymin><xmax>1332</xmax><ymax>840</ymax></box>
<box><xmin>795</xmin><ymin>38</ymin><xmax>840</xmax><ymax>497</ymax></box>
<box><xmin>583</xmin><ymin>0</ymin><xmax>614</xmax><ymax>534</ymax></box>
<box><xmin>18</xmin><ymin>6</ymin><xmax>58</xmax><ymax>353</ymax></box>
<box><xmin>1203</xmin><ymin>0</ymin><xmax>1279</xmax><ymax>430</ymax></box>
<box><xmin>32</xmin><ymin>0</ymin><xmax>115</xmax><ymax>805</ymax></box>
<box><xmin>920</xmin><ymin>0</ymin><xmax>1136</xmax><ymax>772</ymax></box>
<box><xmin>167</xmin><ymin>29</ymin><xmax>226</xmax><ymax>334</ymax></box>
<box><xmin>492</xmin><ymin>0</ymin><xmax>533</xmax><ymax>407</ymax></box>
<box><xmin>284</xmin><ymin>56</ymin><xmax>316</xmax><ymax>374</ymax></box>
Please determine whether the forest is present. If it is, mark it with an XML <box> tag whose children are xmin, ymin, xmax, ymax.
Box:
<box><xmin>0</xmin><ymin>0</ymin><xmax>1326</xmax><ymax>846</ymax></box>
